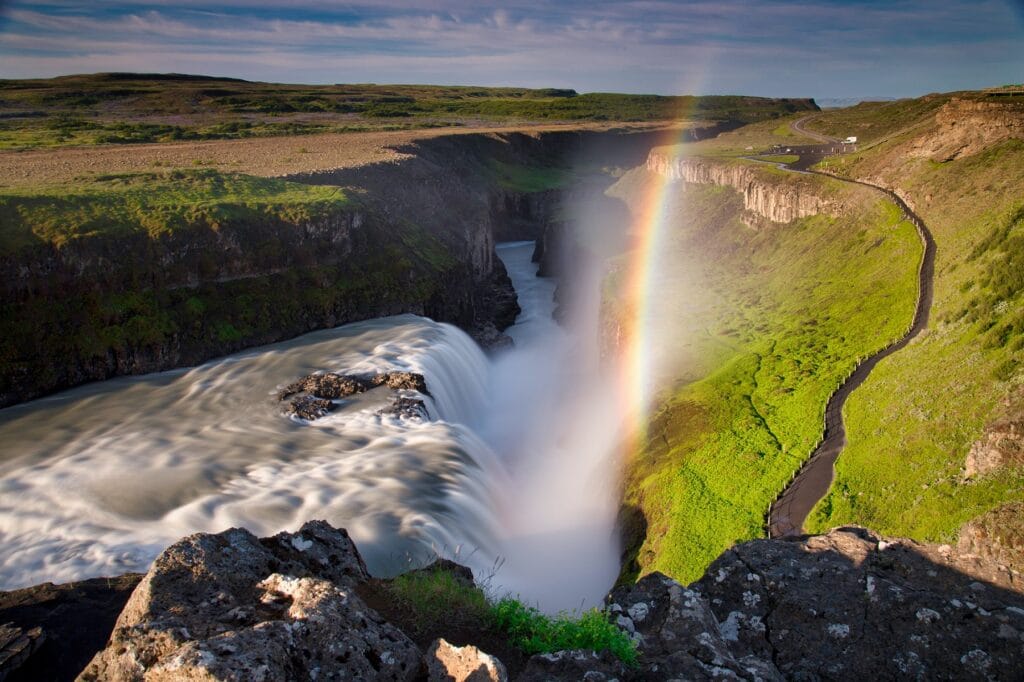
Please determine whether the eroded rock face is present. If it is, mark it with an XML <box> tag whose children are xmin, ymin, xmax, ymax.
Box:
<box><xmin>965</xmin><ymin>420</ymin><xmax>1024</xmax><ymax>479</ymax></box>
<box><xmin>912</xmin><ymin>98</ymin><xmax>1024</xmax><ymax>162</ymax></box>
<box><xmin>959</xmin><ymin>502</ymin><xmax>1024</xmax><ymax>575</ymax></box>
<box><xmin>426</xmin><ymin>638</ymin><xmax>508</xmax><ymax>682</ymax></box>
<box><xmin>693</xmin><ymin>526</ymin><xmax>1024</xmax><ymax>680</ymax></box>
<box><xmin>78</xmin><ymin>521</ymin><xmax>420</xmax><ymax>682</ymax></box>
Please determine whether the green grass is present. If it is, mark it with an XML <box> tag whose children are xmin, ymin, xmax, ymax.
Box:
<box><xmin>491</xmin><ymin>598</ymin><xmax>638</xmax><ymax>667</ymax></box>
<box><xmin>0</xmin><ymin>169</ymin><xmax>349</xmax><ymax>254</ymax></box>
<box><xmin>0</xmin><ymin>73</ymin><xmax>818</xmax><ymax>149</ymax></box>
<box><xmin>381</xmin><ymin>568</ymin><xmax>638</xmax><ymax>667</ymax></box>
<box><xmin>385</xmin><ymin>568</ymin><xmax>493</xmax><ymax>635</ymax></box>
<box><xmin>750</xmin><ymin>154</ymin><xmax>799</xmax><ymax>164</ymax></box>
<box><xmin>804</xmin><ymin>136</ymin><xmax>1024</xmax><ymax>539</ymax></box>
<box><xmin>610</xmin><ymin>164</ymin><xmax>920</xmax><ymax>583</ymax></box>
<box><xmin>800</xmin><ymin>94</ymin><xmax>954</xmax><ymax>146</ymax></box>
<box><xmin>488</xmin><ymin>159</ymin><xmax>571</xmax><ymax>192</ymax></box>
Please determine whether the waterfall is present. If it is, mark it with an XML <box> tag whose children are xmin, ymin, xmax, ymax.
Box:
<box><xmin>0</xmin><ymin>242</ymin><xmax>623</xmax><ymax>612</ymax></box>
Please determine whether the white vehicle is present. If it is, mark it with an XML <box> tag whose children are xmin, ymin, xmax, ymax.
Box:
<box><xmin>843</xmin><ymin>136</ymin><xmax>858</xmax><ymax>144</ymax></box>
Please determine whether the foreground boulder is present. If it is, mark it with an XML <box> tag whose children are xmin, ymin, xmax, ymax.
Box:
<box><xmin>427</xmin><ymin>638</ymin><xmax>508</xmax><ymax>681</ymax></box>
<box><xmin>79</xmin><ymin>520</ymin><xmax>420</xmax><ymax>681</ymax></box>
<box><xmin>76</xmin><ymin>521</ymin><xmax>1024</xmax><ymax>681</ymax></box>
<box><xmin>607</xmin><ymin>575</ymin><xmax>782</xmax><ymax>681</ymax></box>
<box><xmin>692</xmin><ymin>526</ymin><xmax>1024</xmax><ymax>680</ymax></box>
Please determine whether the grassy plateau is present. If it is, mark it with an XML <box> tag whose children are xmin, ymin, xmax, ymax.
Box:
<box><xmin>0</xmin><ymin>73</ymin><xmax>817</xmax><ymax>150</ymax></box>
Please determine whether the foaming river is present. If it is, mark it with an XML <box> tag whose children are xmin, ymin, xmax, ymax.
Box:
<box><xmin>0</xmin><ymin>242</ymin><xmax>622</xmax><ymax>612</ymax></box>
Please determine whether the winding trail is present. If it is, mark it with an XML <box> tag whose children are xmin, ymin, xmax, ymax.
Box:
<box><xmin>766</xmin><ymin>118</ymin><xmax>936</xmax><ymax>537</ymax></box>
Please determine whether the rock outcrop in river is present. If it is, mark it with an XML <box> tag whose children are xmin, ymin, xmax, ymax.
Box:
<box><xmin>278</xmin><ymin>370</ymin><xmax>430</xmax><ymax>421</ymax></box>
<box><xmin>35</xmin><ymin>522</ymin><xmax>1018</xmax><ymax>681</ymax></box>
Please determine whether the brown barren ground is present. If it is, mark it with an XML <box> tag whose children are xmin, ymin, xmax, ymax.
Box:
<box><xmin>0</xmin><ymin>121</ymin><xmax>679</xmax><ymax>188</ymax></box>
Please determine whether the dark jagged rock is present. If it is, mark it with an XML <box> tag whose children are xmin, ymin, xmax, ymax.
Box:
<box><xmin>287</xmin><ymin>395</ymin><xmax>336</xmax><ymax>420</ymax></box>
<box><xmin>0</xmin><ymin>574</ymin><xmax>141</xmax><ymax>682</ymax></box>
<box><xmin>378</xmin><ymin>397</ymin><xmax>429</xmax><ymax>421</ymax></box>
<box><xmin>692</xmin><ymin>526</ymin><xmax>1024</xmax><ymax>680</ymax></box>
<box><xmin>280</xmin><ymin>370</ymin><xmax>430</xmax><ymax>421</ymax></box>
<box><xmin>519</xmin><ymin>650</ymin><xmax>629</xmax><ymax>682</ymax></box>
<box><xmin>369</xmin><ymin>371</ymin><xmax>431</xmax><ymax>395</ymax></box>
<box><xmin>606</xmin><ymin>574</ymin><xmax>782</xmax><ymax>681</ymax></box>
<box><xmin>277</xmin><ymin>373</ymin><xmax>371</xmax><ymax>401</ymax></box>
<box><xmin>0</xmin><ymin>623</ymin><xmax>45</xmax><ymax>681</ymax></box>
<box><xmin>79</xmin><ymin>521</ymin><xmax>420</xmax><ymax>681</ymax></box>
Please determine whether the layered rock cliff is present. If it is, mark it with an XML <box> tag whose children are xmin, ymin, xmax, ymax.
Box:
<box><xmin>645</xmin><ymin>152</ymin><xmax>845</xmax><ymax>225</ymax></box>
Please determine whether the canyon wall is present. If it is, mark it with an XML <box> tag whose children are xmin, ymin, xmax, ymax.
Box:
<box><xmin>645</xmin><ymin>151</ymin><xmax>845</xmax><ymax>225</ymax></box>
<box><xmin>0</xmin><ymin>128</ymin><xmax>672</xmax><ymax>407</ymax></box>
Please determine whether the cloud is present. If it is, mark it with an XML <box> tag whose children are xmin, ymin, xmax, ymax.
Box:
<box><xmin>0</xmin><ymin>1</ymin><xmax>1022</xmax><ymax>97</ymax></box>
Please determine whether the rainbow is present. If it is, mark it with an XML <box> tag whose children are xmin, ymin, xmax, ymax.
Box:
<box><xmin>617</xmin><ymin>103</ymin><xmax>702</xmax><ymax>454</ymax></box>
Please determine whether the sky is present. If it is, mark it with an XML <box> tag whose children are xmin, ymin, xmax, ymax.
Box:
<box><xmin>0</xmin><ymin>1</ymin><xmax>1022</xmax><ymax>99</ymax></box>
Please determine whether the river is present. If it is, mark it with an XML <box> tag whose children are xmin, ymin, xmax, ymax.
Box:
<box><xmin>0</xmin><ymin>241</ymin><xmax>622</xmax><ymax>612</ymax></box>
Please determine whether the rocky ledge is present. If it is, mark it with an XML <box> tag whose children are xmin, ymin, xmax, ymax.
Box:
<box><xmin>0</xmin><ymin>523</ymin><xmax>1004</xmax><ymax>681</ymax></box>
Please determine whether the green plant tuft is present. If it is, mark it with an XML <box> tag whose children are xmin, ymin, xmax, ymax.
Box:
<box><xmin>384</xmin><ymin>568</ymin><xmax>491</xmax><ymax>636</ymax></box>
<box><xmin>490</xmin><ymin>597</ymin><xmax>639</xmax><ymax>667</ymax></box>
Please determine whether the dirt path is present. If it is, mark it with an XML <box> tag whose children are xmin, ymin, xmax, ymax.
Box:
<box><xmin>0</xmin><ymin>121</ymin><xmax>676</xmax><ymax>188</ymax></box>
<box><xmin>766</xmin><ymin>132</ymin><xmax>936</xmax><ymax>538</ymax></box>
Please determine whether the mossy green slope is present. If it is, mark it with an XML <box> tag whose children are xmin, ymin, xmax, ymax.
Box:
<box><xmin>0</xmin><ymin>169</ymin><xmax>349</xmax><ymax>254</ymax></box>
<box><xmin>609</xmin><ymin>162</ymin><xmax>920</xmax><ymax>583</ymax></box>
<box><xmin>804</xmin><ymin>111</ymin><xmax>1024</xmax><ymax>538</ymax></box>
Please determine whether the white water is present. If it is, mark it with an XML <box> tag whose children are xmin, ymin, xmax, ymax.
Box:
<box><xmin>0</xmin><ymin>241</ymin><xmax>622</xmax><ymax>612</ymax></box>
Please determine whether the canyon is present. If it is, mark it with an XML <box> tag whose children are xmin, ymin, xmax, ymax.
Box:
<box><xmin>1</xmin><ymin>90</ymin><xmax>1023</xmax><ymax>679</ymax></box>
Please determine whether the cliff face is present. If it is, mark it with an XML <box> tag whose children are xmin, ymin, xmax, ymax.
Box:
<box><xmin>910</xmin><ymin>97</ymin><xmax>1024</xmax><ymax>162</ymax></box>
<box><xmin>0</xmin><ymin>128</ymin><xmax>671</xmax><ymax>407</ymax></box>
<box><xmin>645</xmin><ymin>152</ymin><xmax>844</xmax><ymax>225</ymax></box>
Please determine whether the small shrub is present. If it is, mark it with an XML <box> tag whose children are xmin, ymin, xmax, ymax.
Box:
<box><xmin>384</xmin><ymin>568</ymin><xmax>491</xmax><ymax>635</ymax></box>
<box><xmin>490</xmin><ymin>598</ymin><xmax>639</xmax><ymax>667</ymax></box>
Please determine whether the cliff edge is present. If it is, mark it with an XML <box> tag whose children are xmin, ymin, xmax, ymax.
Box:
<box><xmin>4</xmin><ymin>522</ymin><xmax>1021</xmax><ymax>681</ymax></box>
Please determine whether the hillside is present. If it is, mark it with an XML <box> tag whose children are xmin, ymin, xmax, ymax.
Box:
<box><xmin>605</xmin><ymin>153</ymin><xmax>921</xmax><ymax>582</ymax></box>
<box><xmin>801</xmin><ymin>94</ymin><xmax>1024</xmax><ymax>541</ymax></box>
<box><xmin>608</xmin><ymin>90</ymin><xmax>1024</xmax><ymax>584</ymax></box>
